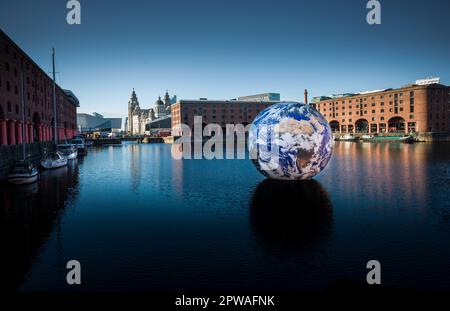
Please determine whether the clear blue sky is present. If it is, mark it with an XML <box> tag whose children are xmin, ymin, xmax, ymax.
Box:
<box><xmin>1</xmin><ymin>0</ymin><xmax>449</xmax><ymax>119</ymax></box>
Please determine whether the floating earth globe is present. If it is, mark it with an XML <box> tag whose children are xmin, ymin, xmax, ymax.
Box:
<box><xmin>248</xmin><ymin>102</ymin><xmax>333</xmax><ymax>180</ymax></box>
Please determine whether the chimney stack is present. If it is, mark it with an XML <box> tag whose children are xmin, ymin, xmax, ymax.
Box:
<box><xmin>304</xmin><ymin>89</ymin><xmax>308</xmax><ymax>104</ymax></box>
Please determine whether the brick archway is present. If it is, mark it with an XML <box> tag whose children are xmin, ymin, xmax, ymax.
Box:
<box><xmin>355</xmin><ymin>119</ymin><xmax>369</xmax><ymax>133</ymax></box>
<box><xmin>388</xmin><ymin>116</ymin><xmax>406</xmax><ymax>133</ymax></box>
<box><xmin>329</xmin><ymin>120</ymin><xmax>340</xmax><ymax>133</ymax></box>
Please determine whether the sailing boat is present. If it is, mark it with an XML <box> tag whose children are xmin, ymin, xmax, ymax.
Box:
<box><xmin>41</xmin><ymin>48</ymin><xmax>69</xmax><ymax>170</ymax></box>
<box><xmin>8</xmin><ymin>60</ymin><xmax>39</xmax><ymax>185</ymax></box>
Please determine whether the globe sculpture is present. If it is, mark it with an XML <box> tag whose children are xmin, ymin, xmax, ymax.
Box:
<box><xmin>248</xmin><ymin>102</ymin><xmax>333</xmax><ymax>180</ymax></box>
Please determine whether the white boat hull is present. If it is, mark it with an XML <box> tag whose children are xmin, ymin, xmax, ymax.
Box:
<box><xmin>41</xmin><ymin>159</ymin><xmax>68</xmax><ymax>170</ymax></box>
<box><xmin>8</xmin><ymin>172</ymin><xmax>39</xmax><ymax>185</ymax></box>
<box><xmin>64</xmin><ymin>151</ymin><xmax>78</xmax><ymax>160</ymax></box>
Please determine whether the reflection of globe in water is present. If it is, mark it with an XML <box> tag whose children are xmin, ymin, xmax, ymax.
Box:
<box><xmin>250</xmin><ymin>179</ymin><xmax>333</xmax><ymax>252</ymax></box>
<box><xmin>248</xmin><ymin>102</ymin><xmax>333</xmax><ymax>180</ymax></box>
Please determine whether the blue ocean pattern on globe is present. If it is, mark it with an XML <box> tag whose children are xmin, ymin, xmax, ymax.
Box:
<box><xmin>248</xmin><ymin>102</ymin><xmax>333</xmax><ymax>180</ymax></box>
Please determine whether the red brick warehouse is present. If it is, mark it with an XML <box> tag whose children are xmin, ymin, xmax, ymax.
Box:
<box><xmin>0</xmin><ymin>29</ymin><xmax>79</xmax><ymax>146</ymax></box>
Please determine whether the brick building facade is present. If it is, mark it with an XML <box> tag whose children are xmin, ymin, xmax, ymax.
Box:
<box><xmin>0</xmin><ymin>29</ymin><xmax>78</xmax><ymax>147</ymax></box>
<box><xmin>313</xmin><ymin>83</ymin><xmax>449</xmax><ymax>134</ymax></box>
<box><xmin>171</xmin><ymin>100</ymin><xmax>275</xmax><ymax>136</ymax></box>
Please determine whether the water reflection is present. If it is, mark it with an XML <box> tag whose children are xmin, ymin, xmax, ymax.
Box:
<box><xmin>323</xmin><ymin>142</ymin><xmax>430</xmax><ymax>213</ymax></box>
<box><xmin>250</xmin><ymin>179</ymin><xmax>333</xmax><ymax>254</ymax></box>
<box><xmin>0</xmin><ymin>161</ymin><xmax>79</xmax><ymax>290</ymax></box>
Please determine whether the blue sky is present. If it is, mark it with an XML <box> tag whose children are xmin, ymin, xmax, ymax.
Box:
<box><xmin>1</xmin><ymin>0</ymin><xmax>449</xmax><ymax>118</ymax></box>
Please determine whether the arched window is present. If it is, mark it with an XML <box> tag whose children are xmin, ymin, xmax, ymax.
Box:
<box><xmin>388</xmin><ymin>117</ymin><xmax>406</xmax><ymax>133</ymax></box>
<box><xmin>329</xmin><ymin>121</ymin><xmax>340</xmax><ymax>133</ymax></box>
<box><xmin>355</xmin><ymin>119</ymin><xmax>369</xmax><ymax>133</ymax></box>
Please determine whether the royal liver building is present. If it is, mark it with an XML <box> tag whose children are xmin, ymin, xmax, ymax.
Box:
<box><xmin>127</xmin><ymin>89</ymin><xmax>173</xmax><ymax>135</ymax></box>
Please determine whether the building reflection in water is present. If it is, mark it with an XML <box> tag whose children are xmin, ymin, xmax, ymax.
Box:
<box><xmin>325</xmin><ymin>142</ymin><xmax>428</xmax><ymax>213</ymax></box>
<box><xmin>250</xmin><ymin>179</ymin><xmax>333</xmax><ymax>254</ymax></box>
<box><xmin>0</xmin><ymin>161</ymin><xmax>79</xmax><ymax>291</ymax></box>
<box><xmin>129</xmin><ymin>143</ymin><xmax>141</xmax><ymax>193</ymax></box>
<box><xmin>171</xmin><ymin>143</ymin><xmax>184</xmax><ymax>199</ymax></box>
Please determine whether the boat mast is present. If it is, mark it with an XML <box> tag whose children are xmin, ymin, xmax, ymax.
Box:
<box><xmin>20</xmin><ymin>59</ymin><xmax>26</xmax><ymax>161</ymax></box>
<box><xmin>52</xmin><ymin>48</ymin><xmax>57</xmax><ymax>145</ymax></box>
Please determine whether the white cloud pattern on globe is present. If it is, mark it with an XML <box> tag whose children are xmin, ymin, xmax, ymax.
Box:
<box><xmin>248</xmin><ymin>102</ymin><xmax>333</xmax><ymax>180</ymax></box>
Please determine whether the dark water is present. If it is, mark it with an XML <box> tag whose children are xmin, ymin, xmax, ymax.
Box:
<box><xmin>1</xmin><ymin>142</ymin><xmax>450</xmax><ymax>291</ymax></box>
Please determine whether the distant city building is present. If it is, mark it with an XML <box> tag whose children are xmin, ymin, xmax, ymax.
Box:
<box><xmin>314</xmin><ymin>80</ymin><xmax>449</xmax><ymax>134</ymax></box>
<box><xmin>170</xmin><ymin>95</ymin><xmax>177</xmax><ymax>105</ymax></box>
<box><xmin>146</xmin><ymin>115</ymin><xmax>172</xmax><ymax>136</ymax></box>
<box><xmin>77</xmin><ymin>113</ymin><xmax>122</xmax><ymax>133</ymax></box>
<box><xmin>238</xmin><ymin>93</ymin><xmax>280</xmax><ymax>102</ymax></box>
<box><xmin>416</xmin><ymin>77</ymin><xmax>440</xmax><ymax>86</ymax></box>
<box><xmin>124</xmin><ymin>117</ymin><xmax>128</xmax><ymax>132</ymax></box>
<box><xmin>127</xmin><ymin>89</ymin><xmax>174</xmax><ymax>135</ymax></box>
<box><xmin>0</xmin><ymin>29</ymin><xmax>79</xmax><ymax>146</ymax></box>
<box><xmin>171</xmin><ymin>100</ymin><xmax>275</xmax><ymax>136</ymax></box>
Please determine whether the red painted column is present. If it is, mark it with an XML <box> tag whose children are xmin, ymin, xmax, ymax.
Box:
<box><xmin>43</xmin><ymin>126</ymin><xmax>47</xmax><ymax>141</ymax></box>
<box><xmin>9</xmin><ymin>121</ymin><xmax>16</xmax><ymax>145</ymax></box>
<box><xmin>45</xmin><ymin>126</ymin><xmax>49</xmax><ymax>141</ymax></box>
<box><xmin>0</xmin><ymin>120</ymin><xmax>7</xmax><ymax>145</ymax></box>
<box><xmin>24</xmin><ymin>123</ymin><xmax>29</xmax><ymax>143</ymax></box>
<box><xmin>28</xmin><ymin>124</ymin><xmax>34</xmax><ymax>143</ymax></box>
<box><xmin>38</xmin><ymin>125</ymin><xmax>43</xmax><ymax>142</ymax></box>
<box><xmin>16</xmin><ymin>122</ymin><xmax>23</xmax><ymax>144</ymax></box>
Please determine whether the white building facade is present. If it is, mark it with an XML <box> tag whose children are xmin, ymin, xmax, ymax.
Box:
<box><xmin>127</xmin><ymin>89</ymin><xmax>173</xmax><ymax>135</ymax></box>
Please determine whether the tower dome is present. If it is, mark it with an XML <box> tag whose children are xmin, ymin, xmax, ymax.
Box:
<box><xmin>164</xmin><ymin>90</ymin><xmax>171</xmax><ymax>108</ymax></box>
<box><xmin>155</xmin><ymin>96</ymin><xmax>164</xmax><ymax>106</ymax></box>
<box><xmin>154</xmin><ymin>96</ymin><xmax>167</xmax><ymax>119</ymax></box>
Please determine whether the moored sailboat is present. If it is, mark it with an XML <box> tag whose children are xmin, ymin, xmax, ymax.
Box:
<box><xmin>7</xmin><ymin>164</ymin><xmax>39</xmax><ymax>185</ymax></box>
<box><xmin>57</xmin><ymin>144</ymin><xmax>78</xmax><ymax>160</ymax></box>
<box><xmin>41</xmin><ymin>152</ymin><xmax>68</xmax><ymax>169</ymax></box>
<box><xmin>39</xmin><ymin>48</ymin><xmax>71</xmax><ymax>170</ymax></box>
<box><xmin>73</xmin><ymin>136</ymin><xmax>88</xmax><ymax>156</ymax></box>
